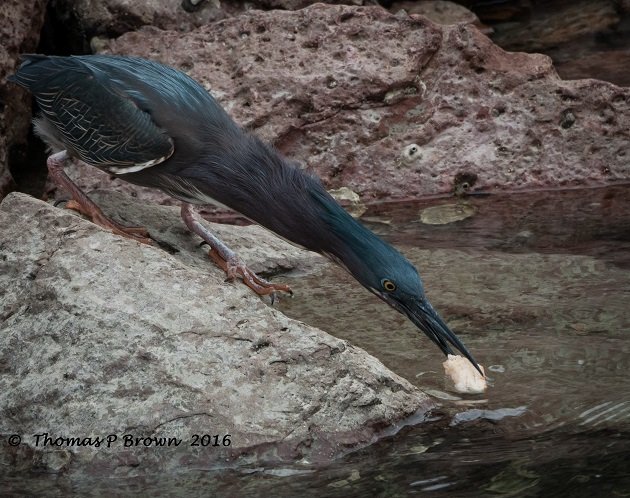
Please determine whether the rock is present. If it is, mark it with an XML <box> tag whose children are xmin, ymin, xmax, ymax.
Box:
<box><xmin>49</xmin><ymin>164</ymin><xmax>181</xmax><ymax>214</ymax></box>
<box><xmin>85</xmin><ymin>4</ymin><xmax>630</xmax><ymax>202</ymax></box>
<box><xmin>328</xmin><ymin>186</ymin><xmax>367</xmax><ymax>218</ymax></box>
<box><xmin>390</xmin><ymin>0</ymin><xmax>478</xmax><ymax>25</ymax></box>
<box><xmin>419</xmin><ymin>202</ymin><xmax>476</xmax><ymax>225</ymax></box>
<box><xmin>472</xmin><ymin>0</ymin><xmax>531</xmax><ymax>23</ymax></box>
<box><xmin>390</xmin><ymin>0</ymin><xmax>491</xmax><ymax>34</ymax></box>
<box><xmin>0</xmin><ymin>191</ymin><xmax>433</xmax><ymax>475</ymax></box>
<box><xmin>51</xmin><ymin>0</ymin><xmax>371</xmax><ymax>41</ymax></box>
<box><xmin>255</xmin><ymin>0</ymin><xmax>369</xmax><ymax>9</ymax></box>
<box><xmin>50</xmin><ymin>0</ymin><xmax>240</xmax><ymax>38</ymax></box>
<box><xmin>10</xmin><ymin>4</ymin><xmax>630</xmax><ymax>207</ymax></box>
<box><xmin>0</xmin><ymin>0</ymin><xmax>48</xmax><ymax>200</ymax></box>
<box><xmin>490</xmin><ymin>0</ymin><xmax>619</xmax><ymax>53</ymax></box>
<box><xmin>486</xmin><ymin>0</ymin><xmax>630</xmax><ymax>86</ymax></box>
<box><xmin>554</xmin><ymin>50</ymin><xmax>630</xmax><ymax>88</ymax></box>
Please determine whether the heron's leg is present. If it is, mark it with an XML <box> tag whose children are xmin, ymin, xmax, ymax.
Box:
<box><xmin>47</xmin><ymin>150</ymin><xmax>152</xmax><ymax>245</ymax></box>
<box><xmin>181</xmin><ymin>203</ymin><xmax>292</xmax><ymax>301</ymax></box>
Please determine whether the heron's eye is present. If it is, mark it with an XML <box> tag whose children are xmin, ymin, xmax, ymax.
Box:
<box><xmin>382</xmin><ymin>279</ymin><xmax>396</xmax><ymax>292</ymax></box>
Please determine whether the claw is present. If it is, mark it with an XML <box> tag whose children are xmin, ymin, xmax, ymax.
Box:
<box><xmin>181</xmin><ymin>202</ymin><xmax>292</xmax><ymax>300</ymax></box>
<box><xmin>220</xmin><ymin>255</ymin><xmax>292</xmax><ymax>299</ymax></box>
<box><xmin>207</xmin><ymin>250</ymin><xmax>292</xmax><ymax>299</ymax></box>
<box><xmin>46</xmin><ymin>152</ymin><xmax>153</xmax><ymax>246</ymax></box>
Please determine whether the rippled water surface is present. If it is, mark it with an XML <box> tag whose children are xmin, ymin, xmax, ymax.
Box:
<box><xmin>5</xmin><ymin>185</ymin><xmax>630</xmax><ymax>496</ymax></box>
<box><xmin>273</xmin><ymin>185</ymin><xmax>630</xmax><ymax>497</ymax></box>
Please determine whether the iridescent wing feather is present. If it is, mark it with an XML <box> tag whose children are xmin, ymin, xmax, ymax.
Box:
<box><xmin>9</xmin><ymin>55</ymin><xmax>174</xmax><ymax>174</ymax></box>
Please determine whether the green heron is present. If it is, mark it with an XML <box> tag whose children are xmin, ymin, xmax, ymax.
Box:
<box><xmin>9</xmin><ymin>54</ymin><xmax>482</xmax><ymax>373</ymax></box>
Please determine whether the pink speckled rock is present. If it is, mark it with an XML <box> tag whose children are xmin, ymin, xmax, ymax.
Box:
<box><xmin>52</xmin><ymin>0</ymin><xmax>370</xmax><ymax>39</ymax></box>
<box><xmin>68</xmin><ymin>4</ymin><xmax>630</xmax><ymax>203</ymax></box>
<box><xmin>51</xmin><ymin>0</ymin><xmax>238</xmax><ymax>37</ymax></box>
<box><xmin>389</xmin><ymin>0</ymin><xmax>486</xmax><ymax>30</ymax></box>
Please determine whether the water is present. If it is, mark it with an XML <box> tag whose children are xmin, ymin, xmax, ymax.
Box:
<box><xmin>4</xmin><ymin>185</ymin><xmax>630</xmax><ymax>496</ymax></box>
<box><xmin>272</xmin><ymin>184</ymin><xmax>630</xmax><ymax>496</ymax></box>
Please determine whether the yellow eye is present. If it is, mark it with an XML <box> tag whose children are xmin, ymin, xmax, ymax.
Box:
<box><xmin>382</xmin><ymin>279</ymin><xmax>396</xmax><ymax>292</ymax></box>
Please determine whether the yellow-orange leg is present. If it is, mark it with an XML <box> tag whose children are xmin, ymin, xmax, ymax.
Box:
<box><xmin>181</xmin><ymin>202</ymin><xmax>292</xmax><ymax>303</ymax></box>
<box><xmin>48</xmin><ymin>150</ymin><xmax>152</xmax><ymax>245</ymax></box>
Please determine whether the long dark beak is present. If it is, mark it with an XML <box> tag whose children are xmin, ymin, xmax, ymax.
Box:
<box><xmin>398</xmin><ymin>299</ymin><xmax>483</xmax><ymax>376</ymax></box>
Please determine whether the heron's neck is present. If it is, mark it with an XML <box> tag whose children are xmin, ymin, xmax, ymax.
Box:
<box><xmin>306</xmin><ymin>184</ymin><xmax>393</xmax><ymax>273</ymax></box>
<box><xmin>199</xmin><ymin>136</ymin><xmax>388</xmax><ymax>266</ymax></box>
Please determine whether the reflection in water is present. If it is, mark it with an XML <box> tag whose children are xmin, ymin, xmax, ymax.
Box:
<box><xmin>3</xmin><ymin>185</ymin><xmax>630</xmax><ymax>495</ymax></box>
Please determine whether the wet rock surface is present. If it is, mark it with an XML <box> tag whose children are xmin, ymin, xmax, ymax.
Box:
<box><xmin>0</xmin><ymin>191</ymin><xmax>433</xmax><ymax>475</ymax></box>
<box><xmin>419</xmin><ymin>202</ymin><xmax>476</xmax><ymax>225</ymax></box>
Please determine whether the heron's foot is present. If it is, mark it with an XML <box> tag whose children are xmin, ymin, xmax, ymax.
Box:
<box><xmin>210</xmin><ymin>251</ymin><xmax>293</xmax><ymax>301</ymax></box>
<box><xmin>207</xmin><ymin>250</ymin><xmax>292</xmax><ymax>304</ymax></box>
<box><xmin>180</xmin><ymin>202</ymin><xmax>292</xmax><ymax>303</ymax></box>
<box><xmin>65</xmin><ymin>199</ymin><xmax>153</xmax><ymax>245</ymax></box>
<box><xmin>47</xmin><ymin>151</ymin><xmax>152</xmax><ymax>246</ymax></box>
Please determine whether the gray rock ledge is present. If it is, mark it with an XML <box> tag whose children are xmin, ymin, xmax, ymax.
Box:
<box><xmin>0</xmin><ymin>191</ymin><xmax>433</xmax><ymax>476</ymax></box>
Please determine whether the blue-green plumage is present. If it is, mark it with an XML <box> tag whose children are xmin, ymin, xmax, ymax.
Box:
<box><xmin>9</xmin><ymin>54</ymin><xmax>481</xmax><ymax>373</ymax></box>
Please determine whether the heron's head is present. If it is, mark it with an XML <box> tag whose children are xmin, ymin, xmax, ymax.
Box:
<box><xmin>346</xmin><ymin>243</ymin><xmax>482</xmax><ymax>374</ymax></box>
<box><xmin>307</xmin><ymin>184</ymin><xmax>482</xmax><ymax>374</ymax></box>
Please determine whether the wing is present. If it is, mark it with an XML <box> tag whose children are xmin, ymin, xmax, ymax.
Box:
<box><xmin>9</xmin><ymin>55</ymin><xmax>174</xmax><ymax>174</ymax></box>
